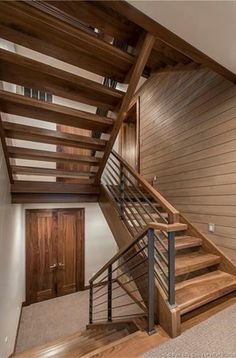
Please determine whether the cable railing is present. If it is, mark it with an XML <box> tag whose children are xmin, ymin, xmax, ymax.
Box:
<box><xmin>89</xmin><ymin>227</ymin><xmax>156</xmax><ymax>335</ymax></box>
<box><xmin>101</xmin><ymin>150</ymin><xmax>187</xmax><ymax>306</ymax></box>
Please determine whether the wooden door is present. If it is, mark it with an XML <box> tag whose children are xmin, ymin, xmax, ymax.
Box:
<box><xmin>57</xmin><ymin>209</ymin><xmax>85</xmax><ymax>296</ymax></box>
<box><xmin>26</xmin><ymin>208</ymin><xmax>85</xmax><ymax>304</ymax></box>
<box><xmin>26</xmin><ymin>210</ymin><xmax>58</xmax><ymax>303</ymax></box>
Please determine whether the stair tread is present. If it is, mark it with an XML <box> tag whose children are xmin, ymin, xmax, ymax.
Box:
<box><xmin>175</xmin><ymin>252</ymin><xmax>221</xmax><ymax>276</ymax></box>
<box><xmin>170</xmin><ymin>236</ymin><xmax>202</xmax><ymax>250</ymax></box>
<box><xmin>176</xmin><ymin>270</ymin><xmax>236</xmax><ymax>314</ymax></box>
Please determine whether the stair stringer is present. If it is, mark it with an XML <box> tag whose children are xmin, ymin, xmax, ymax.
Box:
<box><xmin>180</xmin><ymin>214</ymin><xmax>236</xmax><ymax>276</ymax></box>
<box><xmin>99</xmin><ymin>184</ymin><xmax>133</xmax><ymax>248</ymax></box>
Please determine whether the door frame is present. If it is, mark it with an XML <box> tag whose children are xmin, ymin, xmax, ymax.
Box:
<box><xmin>119</xmin><ymin>96</ymin><xmax>140</xmax><ymax>172</ymax></box>
<box><xmin>25</xmin><ymin>208</ymin><xmax>85</xmax><ymax>305</ymax></box>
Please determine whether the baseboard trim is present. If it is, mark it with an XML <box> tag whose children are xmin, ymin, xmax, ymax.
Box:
<box><xmin>9</xmin><ymin>301</ymin><xmax>25</xmax><ymax>357</ymax></box>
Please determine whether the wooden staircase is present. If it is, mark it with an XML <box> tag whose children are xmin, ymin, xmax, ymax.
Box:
<box><xmin>99</xmin><ymin>150</ymin><xmax>236</xmax><ymax>337</ymax></box>
<box><xmin>13</xmin><ymin>320</ymin><xmax>142</xmax><ymax>358</ymax></box>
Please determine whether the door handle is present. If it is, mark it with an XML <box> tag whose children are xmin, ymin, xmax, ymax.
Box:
<box><xmin>49</xmin><ymin>263</ymin><xmax>57</xmax><ymax>270</ymax></box>
<box><xmin>58</xmin><ymin>262</ymin><xmax>65</xmax><ymax>269</ymax></box>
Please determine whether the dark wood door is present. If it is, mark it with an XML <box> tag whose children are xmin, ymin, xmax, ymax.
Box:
<box><xmin>57</xmin><ymin>209</ymin><xmax>85</xmax><ymax>296</ymax></box>
<box><xmin>26</xmin><ymin>208</ymin><xmax>85</xmax><ymax>304</ymax></box>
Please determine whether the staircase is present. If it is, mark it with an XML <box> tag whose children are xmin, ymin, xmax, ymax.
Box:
<box><xmin>99</xmin><ymin>150</ymin><xmax>236</xmax><ymax>337</ymax></box>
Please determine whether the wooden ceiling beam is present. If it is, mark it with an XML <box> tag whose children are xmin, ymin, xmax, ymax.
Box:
<box><xmin>11</xmin><ymin>193</ymin><xmax>99</xmax><ymax>204</ymax></box>
<box><xmin>11</xmin><ymin>165</ymin><xmax>95</xmax><ymax>179</ymax></box>
<box><xmin>3</xmin><ymin>122</ymin><xmax>106</xmax><ymax>151</ymax></box>
<box><xmin>0</xmin><ymin>49</ymin><xmax>123</xmax><ymax>110</ymax></box>
<box><xmin>42</xmin><ymin>0</ymin><xmax>142</xmax><ymax>46</ymax></box>
<box><xmin>0</xmin><ymin>90</ymin><xmax>113</xmax><ymax>132</ymax></box>
<box><xmin>11</xmin><ymin>181</ymin><xmax>100</xmax><ymax>194</ymax></box>
<box><xmin>0</xmin><ymin>1</ymin><xmax>135</xmax><ymax>82</ymax></box>
<box><xmin>104</xmin><ymin>1</ymin><xmax>236</xmax><ymax>84</ymax></box>
<box><xmin>95</xmin><ymin>32</ymin><xmax>156</xmax><ymax>183</ymax></box>
<box><xmin>7</xmin><ymin>146</ymin><xmax>100</xmax><ymax>165</ymax></box>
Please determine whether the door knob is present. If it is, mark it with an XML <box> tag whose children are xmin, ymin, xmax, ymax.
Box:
<box><xmin>49</xmin><ymin>263</ymin><xmax>57</xmax><ymax>269</ymax></box>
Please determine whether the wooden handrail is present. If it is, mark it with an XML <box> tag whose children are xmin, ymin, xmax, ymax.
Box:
<box><xmin>149</xmin><ymin>222</ymin><xmax>187</xmax><ymax>232</ymax></box>
<box><xmin>89</xmin><ymin>226</ymin><xmax>149</xmax><ymax>283</ymax></box>
<box><xmin>111</xmin><ymin>150</ymin><xmax>179</xmax><ymax>223</ymax></box>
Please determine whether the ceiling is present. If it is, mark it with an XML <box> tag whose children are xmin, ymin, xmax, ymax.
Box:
<box><xmin>128</xmin><ymin>0</ymin><xmax>236</xmax><ymax>75</ymax></box>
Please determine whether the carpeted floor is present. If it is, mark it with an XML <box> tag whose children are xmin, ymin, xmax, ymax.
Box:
<box><xmin>15</xmin><ymin>290</ymin><xmax>89</xmax><ymax>353</ymax></box>
<box><xmin>140</xmin><ymin>303</ymin><xmax>236</xmax><ymax>358</ymax></box>
<box><xmin>16</xmin><ymin>286</ymin><xmax>143</xmax><ymax>354</ymax></box>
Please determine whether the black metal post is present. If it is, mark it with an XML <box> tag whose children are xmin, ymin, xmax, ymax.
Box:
<box><xmin>147</xmin><ymin>228</ymin><xmax>156</xmax><ymax>335</ymax></box>
<box><xmin>89</xmin><ymin>282</ymin><xmax>93</xmax><ymax>324</ymax></box>
<box><xmin>108</xmin><ymin>264</ymin><xmax>112</xmax><ymax>321</ymax></box>
<box><xmin>119</xmin><ymin>163</ymin><xmax>125</xmax><ymax>220</ymax></box>
<box><xmin>167</xmin><ymin>231</ymin><xmax>175</xmax><ymax>306</ymax></box>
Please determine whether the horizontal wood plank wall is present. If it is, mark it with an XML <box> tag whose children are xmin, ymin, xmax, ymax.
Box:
<box><xmin>138</xmin><ymin>68</ymin><xmax>236</xmax><ymax>264</ymax></box>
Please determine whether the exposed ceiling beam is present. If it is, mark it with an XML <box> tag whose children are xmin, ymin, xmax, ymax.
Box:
<box><xmin>11</xmin><ymin>165</ymin><xmax>95</xmax><ymax>180</ymax></box>
<box><xmin>11</xmin><ymin>181</ymin><xmax>100</xmax><ymax>194</ymax></box>
<box><xmin>3</xmin><ymin>122</ymin><xmax>107</xmax><ymax>151</ymax></box>
<box><xmin>0</xmin><ymin>48</ymin><xmax>124</xmax><ymax>110</ymax></box>
<box><xmin>42</xmin><ymin>0</ymin><xmax>142</xmax><ymax>46</ymax></box>
<box><xmin>0</xmin><ymin>1</ymin><xmax>135</xmax><ymax>82</ymax></box>
<box><xmin>8</xmin><ymin>146</ymin><xmax>101</xmax><ymax>165</ymax></box>
<box><xmin>0</xmin><ymin>90</ymin><xmax>113</xmax><ymax>132</ymax></box>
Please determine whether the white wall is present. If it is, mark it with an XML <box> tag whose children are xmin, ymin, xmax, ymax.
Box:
<box><xmin>129</xmin><ymin>1</ymin><xmax>236</xmax><ymax>74</ymax></box>
<box><xmin>0</xmin><ymin>39</ymin><xmax>24</xmax><ymax>358</ymax></box>
<box><xmin>0</xmin><ymin>143</ymin><xmax>24</xmax><ymax>358</ymax></box>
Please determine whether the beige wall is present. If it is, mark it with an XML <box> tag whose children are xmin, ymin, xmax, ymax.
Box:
<box><xmin>129</xmin><ymin>1</ymin><xmax>236</xmax><ymax>74</ymax></box>
<box><xmin>138</xmin><ymin>68</ymin><xmax>236</xmax><ymax>264</ymax></box>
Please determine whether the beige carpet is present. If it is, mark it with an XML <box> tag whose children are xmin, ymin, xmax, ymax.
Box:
<box><xmin>141</xmin><ymin>303</ymin><xmax>236</xmax><ymax>358</ymax></box>
<box><xmin>16</xmin><ymin>285</ymin><xmax>143</xmax><ymax>354</ymax></box>
<box><xmin>15</xmin><ymin>290</ymin><xmax>89</xmax><ymax>353</ymax></box>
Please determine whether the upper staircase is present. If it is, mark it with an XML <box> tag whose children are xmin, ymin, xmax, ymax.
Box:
<box><xmin>0</xmin><ymin>0</ymin><xmax>212</xmax><ymax>204</ymax></box>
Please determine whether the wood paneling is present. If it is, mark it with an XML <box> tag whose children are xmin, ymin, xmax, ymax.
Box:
<box><xmin>138</xmin><ymin>68</ymin><xmax>236</xmax><ymax>263</ymax></box>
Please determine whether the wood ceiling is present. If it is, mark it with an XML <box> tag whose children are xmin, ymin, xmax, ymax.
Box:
<box><xmin>0</xmin><ymin>0</ymin><xmax>235</xmax><ymax>203</ymax></box>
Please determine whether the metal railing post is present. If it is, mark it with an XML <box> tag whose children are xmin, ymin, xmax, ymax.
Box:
<box><xmin>119</xmin><ymin>163</ymin><xmax>125</xmax><ymax>220</ymax></box>
<box><xmin>89</xmin><ymin>282</ymin><xmax>93</xmax><ymax>324</ymax></box>
<box><xmin>147</xmin><ymin>228</ymin><xmax>156</xmax><ymax>335</ymax></box>
<box><xmin>108</xmin><ymin>264</ymin><xmax>112</xmax><ymax>321</ymax></box>
<box><xmin>168</xmin><ymin>231</ymin><xmax>175</xmax><ymax>306</ymax></box>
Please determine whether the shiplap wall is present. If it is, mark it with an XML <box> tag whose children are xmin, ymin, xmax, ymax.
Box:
<box><xmin>139</xmin><ymin>68</ymin><xmax>236</xmax><ymax>264</ymax></box>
